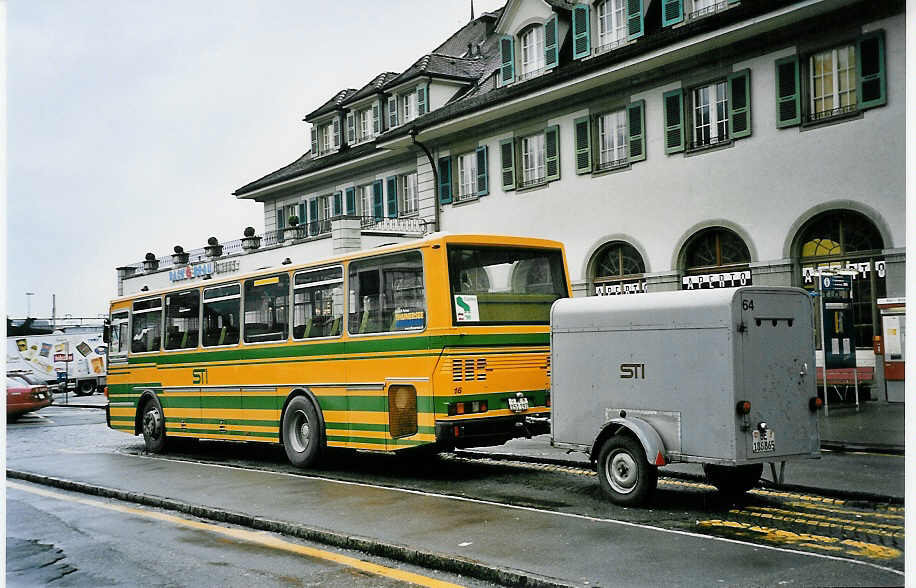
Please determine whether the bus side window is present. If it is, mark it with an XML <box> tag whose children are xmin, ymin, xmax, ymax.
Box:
<box><xmin>164</xmin><ymin>290</ymin><xmax>200</xmax><ymax>350</ymax></box>
<box><xmin>293</xmin><ymin>267</ymin><xmax>344</xmax><ymax>339</ymax></box>
<box><xmin>131</xmin><ymin>298</ymin><xmax>162</xmax><ymax>353</ymax></box>
<box><xmin>349</xmin><ymin>251</ymin><xmax>425</xmax><ymax>335</ymax></box>
<box><xmin>202</xmin><ymin>284</ymin><xmax>240</xmax><ymax>347</ymax></box>
<box><xmin>244</xmin><ymin>274</ymin><xmax>290</xmax><ymax>343</ymax></box>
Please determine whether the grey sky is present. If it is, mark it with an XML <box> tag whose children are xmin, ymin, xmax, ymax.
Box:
<box><xmin>7</xmin><ymin>0</ymin><xmax>506</xmax><ymax>319</ymax></box>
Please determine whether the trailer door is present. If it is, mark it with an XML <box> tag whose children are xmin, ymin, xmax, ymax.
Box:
<box><xmin>737</xmin><ymin>289</ymin><xmax>818</xmax><ymax>460</ymax></box>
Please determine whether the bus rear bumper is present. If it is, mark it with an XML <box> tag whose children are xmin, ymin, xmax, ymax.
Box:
<box><xmin>435</xmin><ymin>414</ymin><xmax>550</xmax><ymax>449</ymax></box>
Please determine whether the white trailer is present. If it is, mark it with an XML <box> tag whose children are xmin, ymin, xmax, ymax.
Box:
<box><xmin>550</xmin><ymin>287</ymin><xmax>821</xmax><ymax>506</ymax></box>
<box><xmin>7</xmin><ymin>332</ymin><xmax>107</xmax><ymax>395</ymax></box>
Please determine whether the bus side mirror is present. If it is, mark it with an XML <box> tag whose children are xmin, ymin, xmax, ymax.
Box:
<box><xmin>103</xmin><ymin>322</ymin><xmax>111</xmax><ymax>344</ymax></box>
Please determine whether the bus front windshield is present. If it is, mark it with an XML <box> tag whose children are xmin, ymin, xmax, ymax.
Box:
<box><xmin>447</xmin><ymin>246</ymin><xmax>567</xmax><ymax>325</ymax></box>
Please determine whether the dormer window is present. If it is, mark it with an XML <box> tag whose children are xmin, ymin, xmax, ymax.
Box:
<box><xmin>310</xmin><ymin>118</ymin><xmax>341</xmax><ymax>157</ymax></box>
<box><xmin>520</xmin><ymin>25</ymin><xmax>545</xmax><ymax>79</ymax></box>
<box><xmin>401</xmin><ymin>91</ymin><xmax>416</xmax><ymax>123</ymax></box>
<box><xmin>597</xmin><ymin>0</ymin><xmax>627</xmax><ymax>52</ymax></box>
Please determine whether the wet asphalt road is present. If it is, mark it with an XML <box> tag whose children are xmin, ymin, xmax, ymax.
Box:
<box><xmin>6</xmin><ymin>406</ymin><xmax>906</xmax><ymax>586</ymax></box>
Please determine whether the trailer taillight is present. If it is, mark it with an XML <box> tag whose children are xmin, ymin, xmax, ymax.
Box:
<box><xmin>736</xmin><ymin>400</ymin><xmax>751</xmax><ymax>415</ymax></box>
<box><xmin>809</xmin><ymin>396</ymin><xmax>823</xmax><ymax>411</ymax></box>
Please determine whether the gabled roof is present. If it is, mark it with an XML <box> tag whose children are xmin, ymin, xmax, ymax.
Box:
<box><xmin>303</xmin><ymin>88</ymin><xmax>357</xmax><ymax>122</ymax></box>
<box><xmin>383</xmin><ymin>53</ymin><xmax>486</xmax><ymax>90</ymax></box>
<box><xmin>341</xmin><ymin>72</ymin><xmax>400</xmax><ymax>107</ymax></box>
<box><xmin>433</xmin><ymin>7</ymin><xmax>503</xmax><ymax>57</ymax></box>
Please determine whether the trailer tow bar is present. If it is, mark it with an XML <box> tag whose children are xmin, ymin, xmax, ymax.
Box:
<box><xmin>769</xmin><ymin>461</ymin><xmax>787</xmax><ymax>485</ymax></box>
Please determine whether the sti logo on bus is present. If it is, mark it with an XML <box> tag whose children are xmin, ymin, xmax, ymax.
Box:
<box><xmin>620</xmin><ymin>363</ymin><xmax>646</xmax><ymax>379</ymax></box>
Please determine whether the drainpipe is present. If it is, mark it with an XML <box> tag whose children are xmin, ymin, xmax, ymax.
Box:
<box><xmin>410</xmin><ymin>128</ymin><xmax>440</xmax><ymax>233</ymax></box>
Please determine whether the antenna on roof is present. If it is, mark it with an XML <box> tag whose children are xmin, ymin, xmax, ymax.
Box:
<box><xmin>470</xmin><ymin>0</ymin><xmax>475</xmax><ymax>21</ymax></box>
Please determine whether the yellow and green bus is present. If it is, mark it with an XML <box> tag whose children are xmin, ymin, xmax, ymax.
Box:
<box><xmin>105</xmin><ymin>234</ymin><xmax>570</xmax><ymax>467</ymax></box>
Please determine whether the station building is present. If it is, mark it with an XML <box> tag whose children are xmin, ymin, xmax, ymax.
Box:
<box><xmin>118</xmin><ymin>0</ymin><xmax>906</xmax><ymax>400</ymax></box>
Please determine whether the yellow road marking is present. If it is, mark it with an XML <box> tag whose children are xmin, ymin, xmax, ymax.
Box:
<box><xmin>729</xmin><ymin>509</ymin><xmax>904</xmax><ymax>538</ymax></box>
<box><xmin>783</xmin><ymin>501</ymin><xmax>904</xmax><ymax>520</ymax></box>
<box><xmin>8</xmin><ymin>481</ymin><xmax>463</xmax><ymax>588</ymax></box>
<box><xmin>742</xmin><ymin>506</ymin><xmax>904</xmax><ymax>531</ymax></box>
<box><xmin>696</xmin><ymin>519</ymin><xmax>902</xmax><ymax>561</ymax></box>
<box><xmin>750</xmin><ymin>488</ymin><xmax>845</xmax><ymax>505</ymax></box>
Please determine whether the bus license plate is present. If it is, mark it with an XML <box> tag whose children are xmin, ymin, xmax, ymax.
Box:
<box><xmin>508</xmin><ymin>397</ymin><xmax>529</xmax><ymax>412</ymax></box>
<box><xmin>752</xmin><ymin>429</ymin><xmax>775</xmax><ymax>453</ymax></box>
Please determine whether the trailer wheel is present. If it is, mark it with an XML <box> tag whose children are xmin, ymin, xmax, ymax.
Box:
<box><xmin>597</xmin><ymin>436</ymin><xmax>658</xmax><ymax>506</ymax></box>
<box><xmin>281</xmin><ymin>396</ymin><xmax>323</xmax><ymax>468</ymax></box>
<box><xmin>703</xmin><ymin>463</ymin><xmax>763</xmax><ymax>497</ymax></box>
<box><xmin>75</xmin><ymin>381</ymin><xmax>95</xmax><ymax>396</ymax></box>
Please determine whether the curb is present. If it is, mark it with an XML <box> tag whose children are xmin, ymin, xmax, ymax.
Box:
<box><xmin>7</xmin><ymin>469</ymin><xmax>575</xmax><ymax>588</ymax></box>
<box><xmin>455</xmin><ymin>449</ymin><xmax>905</xmax><ymax>505</ymax></box>
<box><xmin>51</xmin><ymin>403</ymin><xmax>106</xmax><ymax>410</ymax></box>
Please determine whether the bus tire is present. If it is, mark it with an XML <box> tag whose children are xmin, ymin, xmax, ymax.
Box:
<box><xmin>76</xmin><ymin>381</ymin><xmax>95</xmax><ymax>396</ymax></box>
<box><xmin>282</xmin><ymin>396</ymin><xmax>323</xmax><ymax>468</ymax></box>
<box><xmin>596</xmin><ymin>435</ymin><xmax>657</xmax><ymax>506</ymax></box>
<box><xmin>141</xmin><ymin>396</ymin><xmax>168</xmax><ymax>453</ymax></box>
<box><xmin>703</xmin><ymin>463</ymin><xmax>763</xmax><ymax>497</ymax></box>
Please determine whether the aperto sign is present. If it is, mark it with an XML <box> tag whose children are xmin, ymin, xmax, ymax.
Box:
<box><xmin>169</xmin><ymin>260</ymin><xmax>240</xmax><ymax>283</ymax></box>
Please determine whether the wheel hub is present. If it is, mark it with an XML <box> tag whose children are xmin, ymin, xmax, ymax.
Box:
<box><xmin>606</xmin><ymin>450</ymin><xmax>638</xmax><ymax>494</ymax></box>
<box><xmin>290</xmin><ymin>410</ymin><xmax>311</xmax><ymax>453</ymax></box>
<box><xmin>143</xmin><ymin>409</ymin><xmax>162</xmax><ymax>440</ymax></box>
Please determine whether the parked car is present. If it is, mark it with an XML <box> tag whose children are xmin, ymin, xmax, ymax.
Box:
<box><xmin>7</xmin><ymin>375</ymin><xmax>53</xmax><ymax>421</ymax></box>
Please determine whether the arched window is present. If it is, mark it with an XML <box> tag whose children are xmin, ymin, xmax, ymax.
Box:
<box><xmin>592</xmin><ymin>241</ymin><xmax>645</xmax><ymax>295</ymax></box>
<box><xmin>797</xmin><ymin>210</ymin><xmax>885</xmax><ymax>347</ymax></box>
<box><xmin>681</xmin><ymin>228</ymin><xmax>751</xmax><ymax>289</ymax></box>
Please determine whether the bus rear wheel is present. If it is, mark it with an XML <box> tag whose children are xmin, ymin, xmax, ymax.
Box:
<box><xmin>282</xmin><ymin>396</ymin><xmax>323</xmax><ymax>468</ymax></box>
<box><xmin>76</xmin><ymin>381</ymin><xmax>95</xmax><ymax>396</ymax></box>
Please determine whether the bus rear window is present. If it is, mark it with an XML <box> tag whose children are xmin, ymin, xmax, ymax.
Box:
<box><xmin>447</xmin><ymin>246</ymin><xmax>567</xmax><ymax>325</ymax></box>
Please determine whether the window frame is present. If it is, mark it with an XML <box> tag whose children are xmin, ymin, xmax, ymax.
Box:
<box><xmin>347</xmin><ymin>249</ymin><xmax>427</xmax><ymax>337</ymax></box>
<box><xmin>163</xmin><ymin>288</ymin><xmax>201</xmax><ymax>352</ymax></box>
<box><xmin>109</xmin><ymin>310</ymin><xmax>130</xmax><ymax>358</ymax></box>
<box><xmin>201</xmin><ymin>283</ymin><xmax>242</xmax><ymax>348</ymax></box>
<box><xmin>596</xmin><ymin>108</ymin><xmax>629</xmax><ymax>171</ymax></box>
<box><xmin>357</xmin><ymin>184</ymin><xmax>373</xmax><ymax>217</ymax></box>
<box><xmin>807</xmin><ymin>43</ymin><xmax>858</xmax><ymax>123</ymax></box>
<box><xmin>520</xmin><ymin>132</ymin><xmax>547</xmax><ymax>187</ymax></box>
<box><xmin>399</xmin><ymin>171</ymin><xmax>419</xmax><ymax>216</ymax></box>
<box><xmin>456</xmin><ymin>152</ymin><xmax>478</xmax><ymax>202</ymax></box>
<box><xmin>519</xmin><ymin>24</ymin><xmax>546</xmax><ymax>79</ymax></box>
<box><xmin>688</xmin><ymin>80</ymin><xmax>730</xmax><ymax>150</ymax></box>
<box><xmin>242</xmin><ymin>273</ymin><xmax>291</xmax><ymax>345</ymax></box>
<box><xmin>292</xmin><ymin>265</ymin><xmax>345</xmax><ymax>341</ymax></box>
<box><xmin>597</xmin><ymin>0</ymin><xmax>627</xmax><ymax>52</ymax></box>
<box><xmin>129</xmin><ymin>296</ymin><xmax>163</xmax><ymax>355</ymax></box>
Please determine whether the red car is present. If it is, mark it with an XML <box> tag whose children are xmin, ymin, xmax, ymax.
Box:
<box><xmin>7</xmin><ymin>375</ymin><xmax>52</xmax><ymax>421</ymax></box>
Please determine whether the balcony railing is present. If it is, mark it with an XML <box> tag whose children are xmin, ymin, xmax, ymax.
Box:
<box><xmin>360</xmin><ymin>216</ymin><xmax>428</xmax><ymax>234</ymax></box>
<box><xmin>687</xmin><ymin>1</ymin><xmax>730</xmax><ymax>21</ymax></box>
<box><xmin>594</xmin><ymin>37</ymin><xmax>628</xmax><ymax>56</ymax></box>
<box><xmin>594</xmin><ymin>157</ymin><xmax>628</xmax><ymax>172</ymax></box>
<box><xmin>687</xmin><ymin>133</ymin><xmax>730</xmax><ymax>151</ymax></box>
<box><xmin>517</xmin><ymin>65</ymin><xmax>550</xmax><ymax>83</ymax></box>
<box><xmin>805</xmin><ymin>104</ymin><xmax>858</xmax><ymax>124</ymax></box>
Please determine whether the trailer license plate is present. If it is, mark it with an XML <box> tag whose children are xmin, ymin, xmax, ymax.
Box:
<box><xmin>752</xmin><ymin>430</ymin><xmax>775</xmax><ymax>453</ymax></box>
<box><xmin>508</xmin><ymin>397</ymin><xmax>529</xmax><ymax>412</ymax></box>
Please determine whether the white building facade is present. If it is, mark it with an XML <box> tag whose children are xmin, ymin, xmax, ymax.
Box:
<box><xmin>120</xmin><ymin>0</ymin><xmax>906</xmax><ymax>399</ymax></box>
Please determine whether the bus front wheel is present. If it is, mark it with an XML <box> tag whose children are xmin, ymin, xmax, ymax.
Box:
<box><xmin>141</xmin><ymin>397</ymin><xmax>168</xmax><ymax>453</ymax></box>
<box><xmin>282</xmin><ymin>396</ymin><xmax>323</xmax><ymax>468</ymax></box>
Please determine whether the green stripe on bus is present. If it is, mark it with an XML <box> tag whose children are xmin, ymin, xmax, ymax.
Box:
<box><xmin>165</xmin><ymin>427</ymin><xmax>279</xmax><ymax>439</ymax></box>
<box><xmin>325</xmin><ymin>422</ymin><xmax>436</xmax><ymax>434</ymax></box>
<box><xmin>128</xmin><ymin>333</ymin><xmax>548</xmax><ymax>366</ymax></box>
<box><xmin>165</xmin><ymin>417</ymin><xmax>279</xmax><ymax>427</ymax></box>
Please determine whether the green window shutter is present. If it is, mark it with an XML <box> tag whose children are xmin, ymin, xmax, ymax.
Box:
<box><xmin>574</xmin><ymin>116</ymin><xmax>592</xmax><ymax>174</ymax></box>
<box><xmin>310</xmin><ymin>127</ymin><xmax>318</xmax><ymax>155</ymax></box>
<box><xmin>438</xmin><ymin>156</ymin><xmax>452</xmax><ymax>204</ymax></box>
<box><xmin>499</xmin><ymin>36</ymin><xmax>515</xmax><ymax>86</ymax></box>
<box><xmin>857</xmin><ymin>31</ymin><xmax>886</xmax><ymax>110</ymax></box>
<box><xmin>727</xmin><ymin>69</ymin><xmax>752</xmax><ymax>139</ymax></box>
<box><xmin>388</xmin><ymin>96</ymin><xmax>398</xmax><ymax>128</ymax></box>
<box><xmin>298</xmin><ymin>202</ymin><xmax>306</xmax><ymax>227</ymax></box>
<box><xmin>417</xmin><ymin>86</ymin><xmax>427</xmax><ymax>116</ymax></box>
<box><xmin>627</xmin><ymin>0</ymin><xmax>644</xmax><ymax>40</ymax></box>
<box><xmin>372</xmin><ymin>103</ymin><xmax>381</xmax><ymax>134</ymax></box>
<box><xmin>545</xmin><ymin>125</ymin><xmax>560</xmax><ymax>181</ymax></box>
<box><xmin>308</xmin><ymin>199</ymin><xmax>318</xmax><ymax>234</ymax></box>
<box><xmin>333</xmin><ymin>191</ymin><xmax>342</xmax><ymax>216</ymax></box>
<box><xmin>476</xmin><ymin>145</ymin><xmax>489</xmax><ymax>196</ymax></box>
<box><xmin>332</xmin><ymin>117</ymin><xmax>340</xmax><ymax>148</ymax></box>
<box><xmin>500</xmin><ymin>138</ymin><xmax>515</xmax><ymax>191</ymax></box>
<box><xmin>662</xmin><ymin>0</ymin><xmax>683</xmax><ymax>27</ymax></box>
<box><xmin>545</xmin><ymin>16</ymin><xmax>558</xmax><ymax>69</ymax></box>
<box><xmin>774</xmin><ymin>56</ymin><xmax>800</xmax><ymax>128</ymax></box>
<box><xmin>345</xmin><ymin>187</ymin><xmax>356</xmax><ymax>215</ymax></box>
<box><xmin>663</xmin><ymin>89</ymin><xmax>685</xmax><ymax>154</ymax></box>
<box><xmin>277</xmin><ymin>209</ymin><xmax>285</xmax><ymax>230</ymax></box>
<box><xmin>386</xmin><ymin>176</ymin><xmax>398</xmax><ymax>218</ymax></box>
<box><xmin>372</xmin><ymin>180</ymin><xmax>383</xmax><ymax>220</ymax></box>
<box><xmin>572</xmin><ymin>5</ymin><xmax>590</xmax><ymax>59</ymax></box>
<box><xmin>346</xmin><ymin>113</ymin><xmax>355</xmax><ymax>144</ymax></box>
<box><xmin>627</xmin><ymin>100</ymin><xmax>646</xmax><ymax>162</ymax></box>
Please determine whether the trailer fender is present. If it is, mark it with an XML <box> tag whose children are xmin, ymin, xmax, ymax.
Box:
<box><xmin>592</xmin><ymin>417</ymin><xmax>667</xmax><ymax>466</ymax></box>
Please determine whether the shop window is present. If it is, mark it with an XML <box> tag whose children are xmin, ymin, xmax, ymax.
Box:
<box><xmin>593</xmin><ymin>242</ymin><xmax>646</xmax><ymax>295</ymax></box>
<box><xmin>798</xmin><ymin>210</ymin><xmax>885</xmax><ymax>347</ymax></box>
<box><xmin>682</xmin><ymin>228</ymin><xmax>751</xmax><ymax>289</ymax></box>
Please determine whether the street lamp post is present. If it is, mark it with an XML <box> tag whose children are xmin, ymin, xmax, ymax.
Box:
<box><xmin>25</xmin><ymin>292</ymin><xmax>35</xmax><ymax>317</ymax></box>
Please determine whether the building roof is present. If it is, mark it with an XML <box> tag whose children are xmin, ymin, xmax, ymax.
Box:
<box><xmin>384</xmin><ymin>53</ymin><xmax>487</xmax><ymax>90</ymax></box>
<box><xmin>341</xmin><ymin>72</ymin><xmax>400</xmax><ymax>107</ymax></box>
<box><xmin>303</xmin><ymin>88</ymin><xmax>357</xmax><ymax>122</ymax></box>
